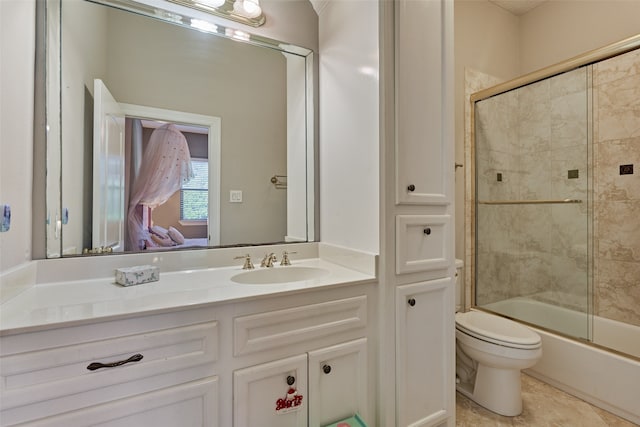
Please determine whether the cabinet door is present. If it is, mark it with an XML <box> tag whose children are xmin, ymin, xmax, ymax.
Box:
<box><xmin>395</xmin><ymin>0</ymin><xmax>453</xmax><ymax>206</ymax></box>
<box><xmin>396</xmin><ymin>279</ymin><xmax>454</xmax><ymax>427</ymax></box>
<box><xmin>308</xmin><ymin>338</ymin><xmax>369</xmax><ymax>427</ymax></box>
<box><xmin>234</xmin><ymin>354</ymin><xmax>308</xmax><ymax>427</ymax></box>
<box><xmin>17</xmin><ymin>377</ymin><xmax>218</xmax><ymax>427</ymax></box>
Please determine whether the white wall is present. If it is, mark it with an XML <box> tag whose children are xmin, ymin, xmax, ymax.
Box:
<box><xmin>520</xmin><ymin>0</ymin><xmax>640</xmax><ymax>74</ymax></box>
<box><xmin>0</xmin><ymin>0</ymin><xmax>35</xmax><ymax>272</ymax></box>
<box><xmin>317</xmin><ymin>0</ymin><xmax>379</xmax><ymax>254</ymax></box>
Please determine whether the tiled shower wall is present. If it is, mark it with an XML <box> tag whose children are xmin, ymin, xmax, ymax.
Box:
<box><xmin>593</xmin><ymin>48</ymin><xmax>640</xmax><ymax>327</ymax></box>
<box><xmin>474</xmin><ymin>48</ymin><xmax>640</xmax><ymax>328</ymax></box>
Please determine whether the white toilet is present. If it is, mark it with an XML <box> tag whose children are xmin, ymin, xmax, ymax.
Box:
<box><xmin>454</xmin><ymin>260</ymin><xmax>542</xmax><ymax>416</ymax></box>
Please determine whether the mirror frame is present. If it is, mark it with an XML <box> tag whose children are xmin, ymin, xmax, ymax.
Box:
<box><xmin>43</xmin><ymin>0</ymin><xmax>316</xmax><ymax>258</ymax></box>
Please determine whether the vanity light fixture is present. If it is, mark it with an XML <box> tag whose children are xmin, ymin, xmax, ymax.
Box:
<box><xmin>168</xmin><ymin>0</ymin><xmax>266</xmax><ymax>27</ymax></box>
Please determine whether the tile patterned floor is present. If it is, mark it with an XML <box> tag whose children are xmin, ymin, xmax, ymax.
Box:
<box><xmin>456</xmin><ymin>373</ymin><xmax>638</xmax><ymax>426</ymax></box>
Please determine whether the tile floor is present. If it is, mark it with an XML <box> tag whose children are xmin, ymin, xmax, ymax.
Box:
<box><xmin>456</xmin><ymin>373</ymin><xmax>638</xmax><ymax>426</ymax></box>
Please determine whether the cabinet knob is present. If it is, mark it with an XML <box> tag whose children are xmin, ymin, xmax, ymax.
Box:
<box><xmin>408</xmin><ymin>298</ymin><xmax>416</xmax><ymax>307</ymax></box>
<box><xmin>407</xmin><ymin>184</ymin><xmax>416</xmax><ymax>192</ymax></box>
<box><xmin>322</xmin><ymin>364</ymin><xmax>332</xmax><ymax>374</ymax></box>
<box><xmin>286</xmin><ymin>375</ymin><xmax>295</xmax><ymax>386</ymax></box>
<box><xmin>423</xmin><ymin>228</ymin><xmax>431</xmax><ymax>235</ymax></box>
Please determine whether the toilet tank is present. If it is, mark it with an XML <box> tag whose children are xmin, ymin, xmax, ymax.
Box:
<box><xmin>455</xmin><ymin>259</ymin><xmax>464</xmax><ymax>311</ymax></box>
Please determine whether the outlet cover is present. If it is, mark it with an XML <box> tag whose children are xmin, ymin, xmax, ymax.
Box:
<box><xmin>230</xmin><ymin>190</ymin><xmax>243</xmax><ymax>203</ymax></box>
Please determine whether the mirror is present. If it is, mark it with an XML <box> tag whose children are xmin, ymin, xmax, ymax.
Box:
<box><xmin>45</xmin><ymin>0</ymin><xmax>315</xmax><ymax>257</ymax></box>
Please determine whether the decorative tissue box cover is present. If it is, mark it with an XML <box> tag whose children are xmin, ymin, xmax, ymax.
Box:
<box><xmin>115</xmin><ymin>265</ymin><xmax>159</xmax><ymax>286</ymax></box>
<box><xmin>323</xmin><ymin>414</ymin><xmax>368</xmax><ymax>427</ymax></box>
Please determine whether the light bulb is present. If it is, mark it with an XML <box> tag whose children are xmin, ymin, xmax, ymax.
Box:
<box><xmin>233</xmin><ymin>0</ymin><xmax>262</xmax><ymax>18</ymax></box>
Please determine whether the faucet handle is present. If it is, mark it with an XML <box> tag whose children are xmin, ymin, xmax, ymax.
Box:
<box><xmin>235</xmin><ymin>254</ymin><xmax>254</xmax><ymax>270</ymax></box>
<box><xmin>280</xmin><ymin>251</ymin><xmax>297</xmax><ymax>266</ymax></box>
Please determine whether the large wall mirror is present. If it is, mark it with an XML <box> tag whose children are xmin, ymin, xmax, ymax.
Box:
<box><xmin>44</xmin><ymin>0</ymin><xmax>315</xmax><ymax>257</ymax></box>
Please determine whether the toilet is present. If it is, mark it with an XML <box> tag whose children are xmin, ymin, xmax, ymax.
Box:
<box><xmin>454</xmin><ymin>260</ymin><xmax>542</xmax><ymax>416</ymax></box>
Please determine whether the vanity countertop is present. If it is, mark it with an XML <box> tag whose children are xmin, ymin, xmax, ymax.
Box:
<box><xmin>0</xmin><ymin>256</ymin><xmax>376</xmax><ymax>335</ymax></box>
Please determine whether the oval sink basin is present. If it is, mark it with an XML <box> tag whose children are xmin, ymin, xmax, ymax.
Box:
<box><xmin>231</xmin><ymin>266</ymin><xmax>330</xmax><ymax>285</ymax></box>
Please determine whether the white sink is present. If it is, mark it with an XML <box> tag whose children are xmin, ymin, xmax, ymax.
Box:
<box><xmin>231</xmin><ymin>266</ymin><xmax>330</xmax><ymax>284</ymax></box>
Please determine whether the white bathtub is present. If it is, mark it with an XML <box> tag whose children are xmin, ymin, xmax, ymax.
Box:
<box><xmin>481</xmin><ymin>297</ymin><xmax>640</xmax><ymax>425</ymax></box>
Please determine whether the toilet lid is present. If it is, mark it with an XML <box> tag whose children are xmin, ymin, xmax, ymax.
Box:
<box><xmin>456</xmin><ymin>310</ymin><xmax>541</xmax><ymax>349</ymax></box>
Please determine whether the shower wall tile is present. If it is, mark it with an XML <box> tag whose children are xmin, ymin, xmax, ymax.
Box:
<box><xmin>476</xmin><ymin>93</ymin><xmax>519</xmax><ymax>154</ymax></box>
<box><xmin>550</xmin><ymin>145</ymin><xmax>589</xmax><ymax>201</ymax></box>
<box><xmin>518</xmin><ymin>150</ymin><xmax>551</xmax><ymax>199</ymax></box>
<box><xmin>476</xmin><ymin>205</ymin><xmax>517</xmax><ymax>254</ymax></box>
<box><xmin>550</xmin><ymin>67</ymin><xmax>588</xmax><ymax>97</ymax></box>
<box><xmin>595</xmin><ymin>137</ymin><xmax>640</xmax><ymax>202</ymax></box>
<box><xmin>596</xmin><ymin>72</ymin><xmax>640</xmax><ymax>142</ymax></box>
<box><xmin>516</xmin><ymin>250</ymin><xmax>553</xmax><ymax>297</ymax></box>
<box><xmin>514</xmin><ymin>205</ymin><xmax>552</xmax><ymax>254</ymax></box>
<box><xmin>597</xmin><ymin>200</ymin><xmax>640</xmax><ymax>263</ymax></box>
<box><xmin>592</xmin><ymin>47</ymin><xmax>640</xmax><ymax>329</ymax></box>
<box><xmin>550</xmin><ymin>204</ymin><xmax>589</xmax><ymax>265</ymax></box>
<box><xmin>476</xmin><ymin>149</ymin><xmax>520</xmax><ymax>200</ymax></box>
<box><xmin>518</xmin><ymin>85</ymin><xmax>551</xmax><ymax>154</ymax></box>
<box><xmin>551</xmin><ymin>91</ymin><xmax>588</xmax><ymax>149</ymax></box>
<box><xmin>594</xmin><ymin>47</ymin><xmax>640</xmax><ymax>86</ymax></box>
<box><xmin>596</xmin><ymin>259</ymin><xmax>640</xmax><ymax>327</ymax></box>
<box><xmin>476</xmin><ymin>251</ymin><xmax>520</xmax><ymax>305</ymax></box>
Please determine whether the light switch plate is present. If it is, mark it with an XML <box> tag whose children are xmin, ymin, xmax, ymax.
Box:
<box><xmin>230</xmin><ymin>190</ymin><xmax>243</xmax><ymax>203</ymax></box>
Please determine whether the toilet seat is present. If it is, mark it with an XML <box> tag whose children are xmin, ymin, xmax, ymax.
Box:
<box><xmin>456</xmin><ymin>311</ymin><xmax>541</xmax><ymax>350</ymax></box>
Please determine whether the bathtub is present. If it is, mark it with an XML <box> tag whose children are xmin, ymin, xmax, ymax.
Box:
<box><xmin>481</xmin><ymin>297</ymin><xmax>640</xmax><ymax>425</ymax></box>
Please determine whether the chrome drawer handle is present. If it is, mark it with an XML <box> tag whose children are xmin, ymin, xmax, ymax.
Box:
<box><xmin>87</xmin><ymin>353</ymin><xmax>143</xmax><ymax>371</ymax></box>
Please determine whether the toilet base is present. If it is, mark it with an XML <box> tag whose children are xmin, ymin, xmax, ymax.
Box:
<box><xmin>456</xmin><ymin>364</ymin><xmax>523</xmax><ymax>416</ymax></box>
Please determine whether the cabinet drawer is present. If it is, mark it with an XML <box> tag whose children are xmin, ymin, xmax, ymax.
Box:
<box><xmin>0</xmin><ymin>320</ymin><xmax>218</xmax><ymax>410</ymax></box>
<box><xmin>233</xmin><ymin>296</ymin><xmax>367</xmax><ymax>356</ymax></box>
<box><xmin>16</xmin><ymin>377</ymin><xmax>219</xmax><ymax>427</ymax></box>
<box><xmin>396</xmin><ymin>215</ymin><xmax>450</xmax><ymax>274</ymax></box>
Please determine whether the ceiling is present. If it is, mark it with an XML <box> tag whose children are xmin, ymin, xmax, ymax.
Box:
<box><xmin>488</xmin><ymin>0</ymin><xmax>548</xmax><ymax>16</ymax></box>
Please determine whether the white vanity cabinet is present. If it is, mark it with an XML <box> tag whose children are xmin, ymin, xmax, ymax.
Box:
<box><xmin>0</xmin><ymin>308</ymin><xmax>220</xmax><ymax>426</ymax></box>
<box><xmin>0</xmin><ymin>276</ymin><xmax>375</xmax><ymax>426</ymax></box>
<box><xmin>233</xmin><ymin>339</ymin><xmax>368</xmax><ymax>427</ymax></box>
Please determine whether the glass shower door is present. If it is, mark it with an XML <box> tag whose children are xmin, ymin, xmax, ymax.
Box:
<box><xmin>474</xmin><ymin>66</ymin><xmax>592</xmax><ymax>340</ymax></box>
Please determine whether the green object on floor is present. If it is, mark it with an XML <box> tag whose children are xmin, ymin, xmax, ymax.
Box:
<box><xmin>323</xmin><ymin>414</ymin><xmax>368</xmax><ymax>427</ymax></box>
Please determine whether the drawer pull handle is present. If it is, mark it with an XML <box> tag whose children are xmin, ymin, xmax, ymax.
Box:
<box><xmin>407</xmin><ymin>184</ymin><xmax>416</xmax><ymax>192</ymax></box>
<box><xmin>286</xmin><ymin>375</ymin><xmax>296</xmax><ymax>385</ymax></box>
<box><xmin>423</xmin><ymin>228</ymin><xmax>431</xmax><ymax>235</ymax></box>
<box><xmin>87</xmin><ymin>353</ymin><xmax>144</xmax><ymax>371</ymax></box>
<box><xmin>408</xmin><ymin>298</ymin><xmax>416</xmax><ymax>307</ymax></box>
<box><xmin>322</xmin><ymin>364</ymin><xmax>332</xmax><ymax>374</ymax></box>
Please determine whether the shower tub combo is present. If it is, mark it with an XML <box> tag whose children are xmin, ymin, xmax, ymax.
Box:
<box><xmin>468</xmin><ymin>33</ymin><xmax>640</xmax><ymax>425</ymax></box>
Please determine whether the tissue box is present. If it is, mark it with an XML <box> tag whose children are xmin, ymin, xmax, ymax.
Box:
<box><xmin>323</xmin><ymin>414</ymin><xmax>368</xmax><ymax>427</ymax></box>
<box><xmin>115</xmin><ymin>265</ymin><xmax>159</xmax><ymax>286</ymax></box>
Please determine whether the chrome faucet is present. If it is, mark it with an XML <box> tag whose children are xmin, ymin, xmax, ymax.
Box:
<box><xmin>234</xmin><ymin>254</ymin><xmax>254</xmax><ymax>270</ymax></box>
<box><xmin>261</xmin><ymin>253</ymin><xmax>277</xmax><ymax>268</ymax></box>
